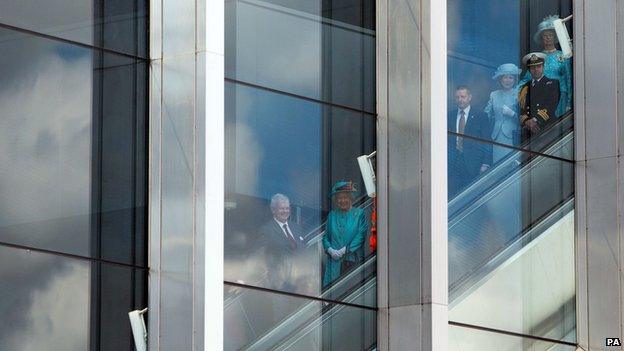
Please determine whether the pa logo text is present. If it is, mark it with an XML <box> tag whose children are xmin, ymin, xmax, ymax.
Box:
<box><xmin>606</xmin><ymin>338</ymin><xmax>621</xmax><ymax>346</ymax></box>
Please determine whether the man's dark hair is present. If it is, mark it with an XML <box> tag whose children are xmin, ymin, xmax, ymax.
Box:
<box><xmin>455</xmin><ymin>85</ymin><xmax>471</xmax><ymax>94</ymax></box>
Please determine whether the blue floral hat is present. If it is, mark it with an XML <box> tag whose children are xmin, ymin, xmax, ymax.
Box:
<box><xmin>534</xmin><ymin>15</ymin><xmax>559</xmax><ymax>44</ymax></box>
<box><xmin>492</xmin><ymin>63</ymin><xmax>521</xmax><ymax>80</ymax></box>
<box><xmin>329</xmin><ymin>180</ymin><xmax>359</xmax><ymax>198</ymax></box>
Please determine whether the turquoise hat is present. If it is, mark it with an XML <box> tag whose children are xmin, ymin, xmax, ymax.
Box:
<box><xmin>329</xmin><ymin>181</ymin><xmax>359</xmax><ymax>198</ymax></box>
<box><xmin>534</xmin><ymin>15</ymin><xmax>559</xmax><ymax>44</ymax></box>
<box><xmin>492</xmin><ymin>63</ymin><xmax>521</xmax><ymax>80</ymax></box>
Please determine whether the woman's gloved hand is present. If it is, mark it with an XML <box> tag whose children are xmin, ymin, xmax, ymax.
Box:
<box><xmin>502</xmin><ymin>105</ymin><xmax>515</xmax><ymax>117</ymax></box>
<box><xmin>327</xmin><ymin>247</ymin><xmax>341</xmax><ymax>260</ymax></box>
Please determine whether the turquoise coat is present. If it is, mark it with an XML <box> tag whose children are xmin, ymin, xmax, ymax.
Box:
<box><xmin>322</xmin><ymin>207</ymin><xmax>368</xmax><ymax>287</ymax></box>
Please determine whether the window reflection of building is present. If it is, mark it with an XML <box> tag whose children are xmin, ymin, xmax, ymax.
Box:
<box><xmin>0</xmin><ymin>3</ymin><xmax>148</xmax><ymax>349</ymax></box>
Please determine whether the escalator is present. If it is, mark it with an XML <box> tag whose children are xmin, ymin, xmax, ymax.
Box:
<box><xmin>225</xmin><ymin>113</ymin><xmax>575</xmax><ymax>350</ymax></box>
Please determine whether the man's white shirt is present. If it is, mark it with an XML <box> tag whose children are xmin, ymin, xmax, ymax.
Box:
<box><xmin>274</xmin><ymin>218</ymin><xmax>295</xmax><ymax>240</ymax></box>
<box><xmin>455</xmin><ymin>105</ymin><xmax>471</xmax><ymax>133</ymax></box>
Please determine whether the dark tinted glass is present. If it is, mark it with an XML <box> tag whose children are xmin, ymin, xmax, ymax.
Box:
<box><xmin>0</xmin><ymin>0</ymin><xmax>147</xmax><ymax>57</ymax></box>
<box><xmin>448</xmin><ymin>0</ymin><xmax>573</xmax><ymax>159</ymax></box>
<box><xmin>0</xmin><ymin>28</ymin><xmax>147</xmax><ymax>266</ymax></box>
<box><xmin>224</xmin><ymin>81</ymin><xmax>376</xmax><ymax>306</ymax></box>
<box><xmin>0</xmin><ymin>245</ymin><xmax>146</xmax><ymax>351</ymax></box>
<box><xmin>225</xmin><ymin>284</ymin><xmax>377</xmax><ymax>351</ymax></box>
<box><xmin>225</xmin><ymin>0</ymin><xmax>376</xmax><ymax>112</ymax></box>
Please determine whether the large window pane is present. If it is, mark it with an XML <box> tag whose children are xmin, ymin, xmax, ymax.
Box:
<box><xmin>448</xmin><ymin>137</ymin><xmax>575</xmax><ymax>342</ymax></box>
<box><xmin>225</xmin><ymin>284</ymin><xmax>376</xmax><ymax>351</ymax></box>
<box><xmin>0</xmin><ymin>0</ymin><xmax>147</xmax><ymax>57</ymax></box>
<box><xmin>225</xmin><ymin>0</ymin><xmax>375</xmax><ymax>112</ymax></box>
<box><xmin>448</xmin><ymin>0</ymin><xmax>573</xmax><ymax>159</ymax></box>
<box><xmin>0</xmin><ymin>245</ymin><xmax>146</xmax><ymax>351</ymax></box>
<box><xmin>0</xmin><ymin>28</ymin><xmax>147</xmax><ymax>266</ymax></box>
<box><xmin>224</xmin><ymin>81</ymin><xmax>376</xmax><ymax>306</ymax></box>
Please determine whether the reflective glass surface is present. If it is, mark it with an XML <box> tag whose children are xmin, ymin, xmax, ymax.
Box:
<box><xmin>225</xmin><ymin>0</ymin><xmax>376</xmax><ymax>113</ymax></box>
<box><xmin>224</xmin><ymin>81</ymin><xmax>376</xmax><ymax>306</ymax></box>
<box><xmin>0</xmin><ymin>0</ymin><xmax>147</xmax><ymax>57</ymax></box>
<box><xmin>449</xmin><ymin>325</ymin><xmax>576</xmax><ymax>351</ymax></box>
<box><xmin>448</xmin><ymin>0</ymin><xmax>573</xmax><ymax>159</ymax></box>
<box><xmin>0</xmin><ymin>245</ymin><xmax>146</xmax><ymax>351</ymax></box>
<box><xmin>0</xmin><ymin>27</ymin><xmax>147</xmax><ymax>266</ymax></box>
<box><xmin>448</xmin><ymin>109</ymin><xmax>575</xmax><ymax>342</ymax></box>
<box><xmin>224</xmin><ymin>284</ymin><xmax>376</xmax><ymax>351</ymax></box>
<box><xmin>448</xmin><ymin>137</ymin><xmax>575</xmax><ymax>341</ymax></box>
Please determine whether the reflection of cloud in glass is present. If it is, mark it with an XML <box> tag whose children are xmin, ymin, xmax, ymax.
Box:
<box><xmin>0</xmin><ymin>247</ymin><xmax>89</xmax><ymax>350</ymax></box>
<box><xmin>0</xmin><ymin>36</ymin><xmax>91</xmax><ymax>254</ymax></box>
<box><xmin>234</xmin><ymin>123</ymin><xmax>263</xmax><ymax>196</ymax></box>
<box><xmin>0</xmin><ymin>0</ymin><xmax>92</xmax><ymax>44</ymax></box>
<box><xmin>230</xmin><ymin>84</ymin><xmax>322</xmax><ymax>207</ymax></box>
<box><xmin>0</xmin><ymin>32</ymin><xmax>93</xmax><ymax>349</ymax></box>
<box><xmin>235</xmin><ymin>1</ymin><xmax>322</xmax><ymax>98</ymax></box>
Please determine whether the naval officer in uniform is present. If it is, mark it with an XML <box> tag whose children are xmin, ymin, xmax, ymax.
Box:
<box><xmin>518</xmin><ymin>52</ymin><xmax>561</xmax><ymax>141</ymax></box>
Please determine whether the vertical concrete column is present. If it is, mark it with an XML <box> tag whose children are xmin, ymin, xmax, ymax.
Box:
<box><xmin>202</xmin><ymin>0</ymin><xmax>225</xmax><ymax>350</ymax></box>
<box><xmin>149</xmin><ymin>0</ymin><xmax>224</xmax><ymax>349</ymax></box>
<box><xmin>377</xmin><ymin>0</ymin><xmax>448</xmax><ymax>350</ymax></box>
<box><xmin>575</xmin><ymin>0</ymin><xmax>624</xmax><ymax>350</ymax></box>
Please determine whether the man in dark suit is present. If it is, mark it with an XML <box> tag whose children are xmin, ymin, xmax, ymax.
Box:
<box><xmin>258</xmin><ymin>193</ymin><xmax>309</xmax><ymax>293</ymax></box>
<box><xmin>448</xmin><ymin>85</ymin><xmax>492</xmax><ymax>198</ymax></box>
<box><xmin>518</xmin><ymin>52</ymin><xmax>561</xmax><ymax>142</ymax></box>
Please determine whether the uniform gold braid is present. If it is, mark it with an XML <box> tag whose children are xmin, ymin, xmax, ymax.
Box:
<box><xmin>518</xmin><ymin>85</ymin><xmax>529</xmax><ymax>124</ymax></box>
<box><xmin>537</xmin><ymin>109</ymin><xmax>550</xmax><ymax>121</ymax></box>
<box><xmin>518</xmin><ymin>85</ymin><xmax>528</xmax><ymax>108</ymax></box>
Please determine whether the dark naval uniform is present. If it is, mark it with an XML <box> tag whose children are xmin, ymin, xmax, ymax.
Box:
<box><xmin>518</xmin><ymin>76</ymin><xmax>560</xmax><ymax>141</ymax></box>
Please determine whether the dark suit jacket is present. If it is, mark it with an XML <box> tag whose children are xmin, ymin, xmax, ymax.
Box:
<box><xmin>519</xmin><ymin>76</ymin><xmax>560</xmax><ymax>141</ymax></box>
<box><xmin>447</xmin><ymin>106</ymin><xmax>492</xmax><ymax>197</ymax></box>
<box><xmin>257</xmin><ymin>219</ymin><xmax>307</xmax><ymax>290</ymax></box>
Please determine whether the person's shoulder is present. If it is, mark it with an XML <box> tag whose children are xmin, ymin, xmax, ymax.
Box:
<box><xmin>351</xmin><ymin>207</ymin><xmax>366</xmax><ymax>217</ymax></box>
<box><xmin>543</xmin><ymin>76</ymin><xmax>560</xmax><ymax>86</ymax></box>
<box><xmin>469</xmin><ymin>106</ymin><xmax>487</xmax><ymax>119</ymax></box>
<box><xmin>259</xmin><ymin>219</ymin><xmax>277</xmax><ymax>234</ymax></box>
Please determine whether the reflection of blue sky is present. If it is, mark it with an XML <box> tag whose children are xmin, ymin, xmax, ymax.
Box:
<box><xmin>54</xmin><ymin>43</ymin><xmax>89</xmax><ymax>61</ymax></box>
<box><xmin>448</xmin><ymin>0</ymin><xmax>520</xmax><ymax>108</ymax></box>
<box><xmin>232</xmin><ymin>83</ymin><xmax>322</xmax><ymax>208</ymax></box>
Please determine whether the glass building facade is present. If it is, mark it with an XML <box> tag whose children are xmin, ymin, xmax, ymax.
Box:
<box><xmin>223</xmin><ymin>0</ymin><xmax>377</xmax><ymax>349</ymax></box>
<box><xmin>447</xmin><ymin>0</ymin><xmax>576</xmax><ymax>349</ymax></box>
<box><xmin>6</xmin><ymin>0</ymin><xmax>623</xmax><ymax>350</ymax></box>
<box><xmin>0</xmin><ymin>2</ymin><xmax>147</xmax><ymax>350</ymax></box>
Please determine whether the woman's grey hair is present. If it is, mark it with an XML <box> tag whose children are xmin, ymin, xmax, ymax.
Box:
<box><xmin>270</xmin><ymin>193</ymin><xmax>290</xmax><ymax>210</ymax></box>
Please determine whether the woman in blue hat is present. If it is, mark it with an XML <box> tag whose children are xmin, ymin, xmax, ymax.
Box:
<box><xmin>519</xmin><ymin>15</ymin><xmax>572</xmax><ymax>117</ymax></box>
<box><xmin>322</xmin><ymin>181</ymin><xmax>368</xmax><ymax>287</ymax></box>
<box><xmin>485</xmin><ymin>63</ymin><xmax>522</xmax><ymax>163</ymax></box>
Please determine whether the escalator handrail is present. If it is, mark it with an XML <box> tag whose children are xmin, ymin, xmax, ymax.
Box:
<box><xmin>449</xmin><ymin>112</ymin><xmax>573</xmax><ymax>217</ymax></box>
<box><xmin>449</xmin><ymin>197</ymin><xmax>575</xmax><ymax>305</ymax></box>
<box><xmin>244</xmin><ymin>268</ymin><xmax>378</xmax><ymax>351</ymax></box>
<box><xmin>449</xmin><ymin>129</ymin><xmax>573</xmax><ymax>228</ymax></box>
<box><xmin>224</xmin><ymin>197</ymin><xmax>375</xmax><ymax>311</ymax></box>
<box><xmin>449</xmin><ymin>116</ymin><xmax>573</xmax><ymax>219</ymax></box>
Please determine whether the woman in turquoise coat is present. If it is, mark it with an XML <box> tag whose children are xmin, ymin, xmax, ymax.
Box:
<box><xmin>322</xmin><ymin>181</ymin><xmax>368</xmax><ymax>287</ymax></box>
<box><xmin>519</xmin><ymin>15</ymin><xmax>572</xmax><ymax>117</ymax></box>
